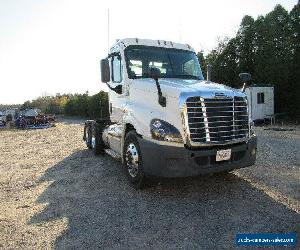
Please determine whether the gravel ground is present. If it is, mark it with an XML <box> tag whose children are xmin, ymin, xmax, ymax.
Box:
<box><xmin>0</xmin><ymin>119</ymin><xmax>299</xmax><ymax>249</ymax></box>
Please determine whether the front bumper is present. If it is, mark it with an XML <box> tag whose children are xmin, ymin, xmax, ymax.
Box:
<box><xmin>138</xmin><ymin>136</ymin><xmax>257</xmax><ymax>177</ymax></box>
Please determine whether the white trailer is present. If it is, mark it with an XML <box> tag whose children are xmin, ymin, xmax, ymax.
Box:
<box><xmin>245</xmin><ymin>86</ymin><xmax>274</xmax><ymax>121</ymax></box>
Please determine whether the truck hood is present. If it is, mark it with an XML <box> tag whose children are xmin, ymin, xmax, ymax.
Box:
<box><xmin>158</xmin><ymin>78</ymin><xmax>244</xmax><ymax>98</ymax></box>
<box><xmin>128</xmin><ymin>78</ymin><xmax>246</xmax><ymax>140</ymax></box>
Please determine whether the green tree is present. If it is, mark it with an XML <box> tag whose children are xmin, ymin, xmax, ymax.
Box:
<box><xmin>204</xmin><ymin>4</ymin><xmax>299</xmax><ymax>119</ymax></box>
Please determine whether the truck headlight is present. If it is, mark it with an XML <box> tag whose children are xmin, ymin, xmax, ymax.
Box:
<box><xmin>150</xmin><ymin>119</ymin><xmax>183</xmax><ymax>143</ymax></box>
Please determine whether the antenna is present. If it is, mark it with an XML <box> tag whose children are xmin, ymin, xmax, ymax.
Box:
<box><xmin>107</xmin><ymin>8</ymin><xmax>110</xmax><ymax>53</ymax></box>
<box><xmin>177</xmin><ymin>17</ymin><xmax>183</xmax><ymax>42</ymax></box>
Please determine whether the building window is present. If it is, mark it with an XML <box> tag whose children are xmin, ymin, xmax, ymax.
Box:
<box><xmin>111</xmin><ymin>55</ymin><xmax>122</xmax><ymax>82</ymax></box>
<box><xmin>257</xmin><ymin>92</ymin><xmax>265</xmax><ymax>104</ymax></box>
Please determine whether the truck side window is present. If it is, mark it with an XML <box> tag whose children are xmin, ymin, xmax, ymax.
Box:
<box><xmin>257</xmin><ymin>92</ymin><xmax>265</xmax><ymax>104</ymax></box>
<box><xmin>112</xmin><ymin>55</ymin><xmax>122</xmax><ymax>82</ymax></box>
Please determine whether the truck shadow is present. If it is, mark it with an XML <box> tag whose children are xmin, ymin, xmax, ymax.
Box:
<box><xmin>28</xmin><ymin>150</ymin><xmax>299</xmax><ymax>249</ymax></box>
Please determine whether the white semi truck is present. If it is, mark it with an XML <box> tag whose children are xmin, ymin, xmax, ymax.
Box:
<box><xmin>83</xmin><ymin>38</ymin><xmax>257</xmax><ymax>188</ymax></box>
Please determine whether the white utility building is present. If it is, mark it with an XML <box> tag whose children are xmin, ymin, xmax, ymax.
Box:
<box><xmin>245</xmin><ymin>86</ymin><xmax>274</xmax><ymax>121</ymax></box>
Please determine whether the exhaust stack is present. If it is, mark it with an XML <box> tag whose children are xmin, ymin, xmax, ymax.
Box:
<box><xmin>207</xmin><ymin>64</ymin><xmax>212</xmax><ymax>81</ymax></box>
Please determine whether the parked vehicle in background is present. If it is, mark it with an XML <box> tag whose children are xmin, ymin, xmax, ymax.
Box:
<box><xmin>0</xmin><ymin>118</ymin><xmax>5</xmax><ymax>127</ymax></box>
<box><xmin>84</xmin><ymin>38</ymin><xmax>257</xmax><ymax>189</ymax></box>
<box><xmin>15</xmin><ymin>108</ymin><xmax>56</xmax><ymax>129</ymax></box>
<box><xmin>0</xmin><ymin>111</ymin><xmax>5</xmax><ymax>126</ymax></box>
<box><xmin>0</xmin><ymin>109</ymin><xmax>16</xmax><ymax>125</ymax></box>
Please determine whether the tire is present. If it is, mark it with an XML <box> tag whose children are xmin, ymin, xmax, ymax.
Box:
<box><xmin>92</xmin><ymin>123</ymin><xmax>105</xmax><ymax>155</ymax></box>
<box><xmin>123</xmin><ymin>130</ymin><xmax>146</xmax><ymax>189</ymax></box>
<box><xmin>84</xmin><ymin>124</ymin><xmax>92</xmax><ymax>149</ymax></box>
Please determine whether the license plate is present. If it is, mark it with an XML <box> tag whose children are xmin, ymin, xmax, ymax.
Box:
<box><xmin>216</xmin><ymin>149</ymin><xmax>231</xmax><ymax>162</ymax></box>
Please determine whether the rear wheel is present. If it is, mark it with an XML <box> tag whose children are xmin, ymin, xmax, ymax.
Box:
<box><xmin>84</xmin><ymin>125</ymin><xmax>92</xmax><ymax>149</ymax></box>
<box><xmin>123</xmin><ymin>131</ymin><xmax>146</xmax><ymax>189</ymax></box>
<box><xmin>92</xmin><ymin>123</ymin><xmax>105</xmax><ymax>155</ymax></box>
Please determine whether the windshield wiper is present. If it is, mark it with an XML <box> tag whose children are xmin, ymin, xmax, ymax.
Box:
<box><xmin>149</xmin><ymin>68</ymin><xmax>166</xmax><ymax>107</ymax></box>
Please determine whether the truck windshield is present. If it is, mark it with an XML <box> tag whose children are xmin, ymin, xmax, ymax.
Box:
<box><xmin>125</xmin><ymin>46</ymin><xmax>204</xmax><ymax>80</ymax></box>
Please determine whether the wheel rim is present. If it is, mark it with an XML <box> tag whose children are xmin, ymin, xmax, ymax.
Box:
<box><xmin>125</xmin><ymin>143</ymin><xmax>139</xmax><ymax>178</ymax></box>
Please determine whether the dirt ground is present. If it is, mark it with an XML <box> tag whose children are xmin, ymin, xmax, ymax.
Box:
<box><xmin>0</xmin><ymin>118</ymin><xmax>299</xmax><ymax>249</ymax></box>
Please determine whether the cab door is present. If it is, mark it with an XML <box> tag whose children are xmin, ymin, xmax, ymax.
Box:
<box><xmin>108</xmin><ymin>53</ymin><xmax>126</xmax><ymax>124</ymax></box>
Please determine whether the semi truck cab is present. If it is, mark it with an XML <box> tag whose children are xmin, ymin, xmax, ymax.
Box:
<box><xmin>84</xmin><ymin>38</ymin><xmax>257</xmax><ymax>188</ymax></box>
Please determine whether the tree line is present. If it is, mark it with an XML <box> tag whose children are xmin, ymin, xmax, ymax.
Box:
<box><xmin>20</xmin><ymin>91</ymin><xmax>109</xmax><ymax>119</ymax></box>
<box><xmin>198</xmin><ymin>4</ymin><xmax>300</xmax><ymax>119</ymax></box>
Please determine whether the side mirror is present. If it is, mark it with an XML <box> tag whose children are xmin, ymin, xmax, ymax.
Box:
<box><xmin>207</xmin><ymin>64</ymin><xmax>212</xmax><ymax>81</ymax></box>
<box><xmin>106</xmin><ymin>83</ymin><xmax>122</xmax><ymax>95</ymax></box>
<box><xmin>239</xmin><ymin>73</ymin><xmax>252</xmax><ymax>92</ymax></box>
<box><xmin>100</xmin><ymin>59</ymin><xmax>110</xmax><ymax>83</ymax></box>
<box><xmin>114</xmin><ymin>85</ymin><xmax>122</xmax><ymax>95</ymax></box>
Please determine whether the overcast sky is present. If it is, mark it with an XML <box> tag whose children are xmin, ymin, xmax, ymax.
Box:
<box><xmin>0</xmin><ymin>0</ymin><xmax>297</xmax><ymax>104</ymax></box>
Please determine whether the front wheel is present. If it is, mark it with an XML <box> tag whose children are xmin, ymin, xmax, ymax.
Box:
<box><xmin>123</xmin><ymin>131</ymin><xmax>146</xmax><ymax>189</ymax></box>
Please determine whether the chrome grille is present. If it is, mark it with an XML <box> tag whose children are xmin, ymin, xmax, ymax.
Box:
<box><xmin>186</xmin><ymin>96</ymin><xmax>249</xmax><ymax>143</ymax></box>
